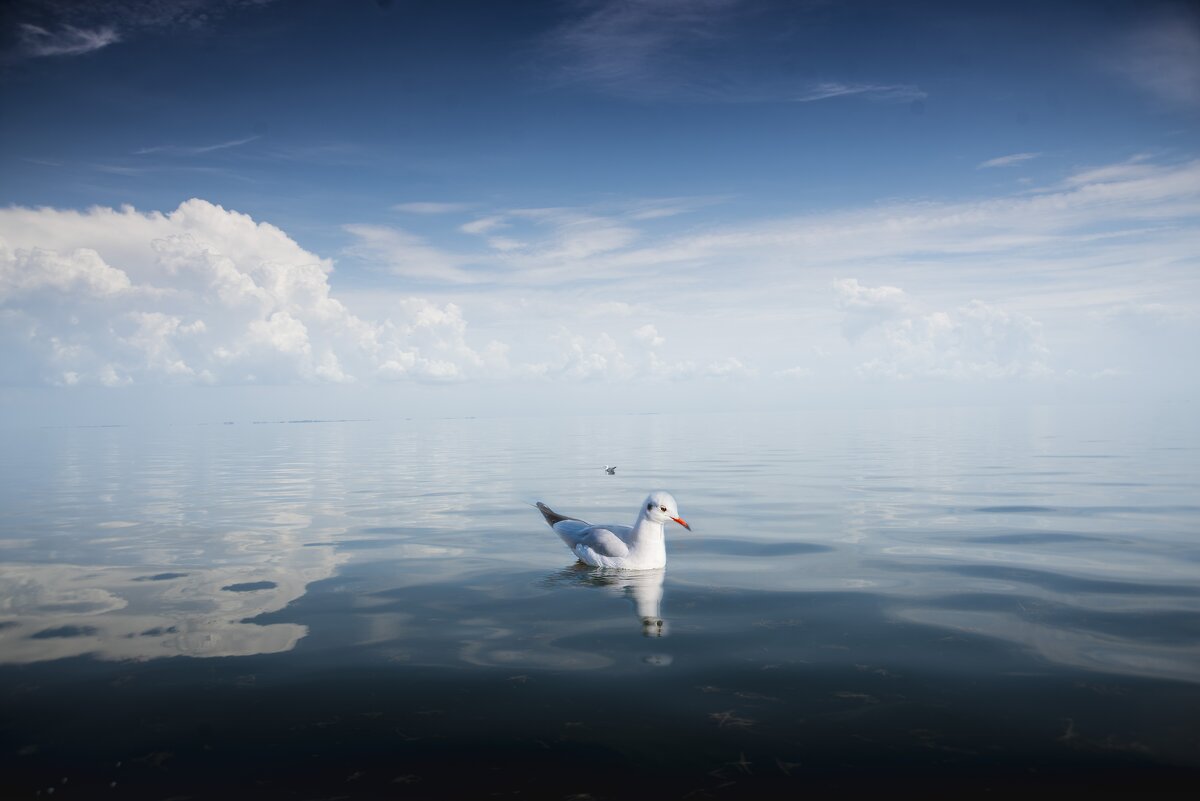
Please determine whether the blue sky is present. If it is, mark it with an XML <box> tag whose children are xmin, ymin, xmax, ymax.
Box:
<box><xmin>1</xmin><ymin>0</ymin><xmax>1197</xmax><ymax>424</ymax></box>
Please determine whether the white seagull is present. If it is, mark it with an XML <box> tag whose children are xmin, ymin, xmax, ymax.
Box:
<box><xmin>536</xmin><ymin>491</ymin><xmax>690</xmax><ymax>570</ymax></box>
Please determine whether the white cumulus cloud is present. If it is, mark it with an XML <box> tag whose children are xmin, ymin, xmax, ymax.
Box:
<box><xmin>834</xmin><ymin>277</ymin><xmax>910</xmax><ymax>341</ymax></box>
<box><xmin>0</xmin><ymin>199</ymin><xmax>501</xmax><ymax>387</ymax></box>
<box><xmin>633</xmin><ymin>323</ymin><xmax>665</xmax><ymax>348</ymax></box>
<box><xmin>1</xmin><ymin>243</ymin><xmax>132</xmax><ymax>298</ymax></box>
<box><xmin>857</xmin><ymin>298</ymin><xmax>1051</xmax><ymax>380</ymax></box>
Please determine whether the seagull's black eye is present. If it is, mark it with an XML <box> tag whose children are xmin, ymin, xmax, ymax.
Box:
<box><xmin>660</xmin><ymin>506</ymin><xmax>667</xmax><ymax>512</ymax></box>
<box><xmin>647</xmin><ymin>503</ymin><xmax>653</xmax><ymax>510</ymax></box>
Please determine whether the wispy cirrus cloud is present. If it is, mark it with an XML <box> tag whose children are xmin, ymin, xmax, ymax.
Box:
<box><xmin>17</xmin><ymin>23</ymin><xmax>119</xmax><ymax>57</ymax></box>
<box><xmin>542</xmin><ymin>0</ymin><xmax>924</xmax><ymax>105</ymax></box>
<box><xmin>454</xmin><ymin>205</ymin><xmax>643</xmax><ymax>284</ymax></box>
<box><xmin>1109</xmin><ymin>6</ymin><xmax>1200</xmax><ymax>109</ymax></box>
<box><xmin>794</xmin><ymin>81</ymin><xmax>926</xmax><ymax>104</ymax></box>
<box><xmin>460</xmin><ymin>215</ymin><xmax>507</xmax><ymax>235</ymax></box>
<box><xmin>133</xmin><ymin>136</ymin><xmax>260</xmax><ymax>157</ymax></box>
<box><xmin>977</xmin><ymin>152</ymin><xmax>1041</xmax><ymax>169</ymax></box>
<box><xmin>342</xmin><ymin>224</ymin><xmax>480</xmax><ymax>284</ymax></box>
<box><xmin>345</xmin><ymin>157</ymin><xmax>1200</xmax><ymax>306</ymax></box>
<box><xmin>544</xmin><ymin>0</ymin><xmax>735</xmax><ymax>100</ymax></box>
<box><xmin>394</xmin><ymin>202</ymin><xmax>473</xmax><ymax>215</ymax></box>
<box><xmin>88</xmin><ymin>162</ymin><xmax>253</xmax><ymax>181</ymax></box>
<box><xmin>5</xmin><ymin>0</ymin><xmax>277</xmax><ymax>59</ymax></box>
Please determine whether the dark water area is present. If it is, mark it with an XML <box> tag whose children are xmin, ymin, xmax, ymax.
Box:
<box><xmin>1</xmin><ymin>407</ymin><xmax>1198</xmax><ymax>798</ymax></box>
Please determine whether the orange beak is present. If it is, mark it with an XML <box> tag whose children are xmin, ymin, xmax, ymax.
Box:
<box><xmin>672</xmin><ymin>516</ymin><xmax>691</xmax><ymax>531</ymax></box>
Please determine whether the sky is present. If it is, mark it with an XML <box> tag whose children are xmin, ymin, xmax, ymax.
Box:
<box><xmin>0</xmin><ymin>0</ymin><xmax>1197</xmax><ymax>425</ymax></box>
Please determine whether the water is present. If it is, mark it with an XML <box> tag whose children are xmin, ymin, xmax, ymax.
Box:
<box><xmin>1</xmin><ymin>407</ymin><xmax>1198</xmax><ymax>798</ymax></box>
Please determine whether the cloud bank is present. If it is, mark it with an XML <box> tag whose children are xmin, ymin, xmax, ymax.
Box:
<box><xmin>2</xmin><ymin>156</ymin><xmax>1196</xmax><ymax>404</ymax></box>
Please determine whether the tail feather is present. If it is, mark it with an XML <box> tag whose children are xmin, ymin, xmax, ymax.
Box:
<box><xmin>536</xmin><ymin>501</ymin><xmax>580</xmax><ymax>528</ymax></box>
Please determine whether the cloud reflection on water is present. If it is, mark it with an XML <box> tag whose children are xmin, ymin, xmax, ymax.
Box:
<box><xmin>0</xmin><ymin>556</ymin><xmax>328</xmax><ymax>663</ymax></box>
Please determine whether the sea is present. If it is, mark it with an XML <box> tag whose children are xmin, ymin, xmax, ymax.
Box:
<box><xmin>1</xmin><ymin>405</ymin><xmax>1198</xmax><ymax>798</ymax></box>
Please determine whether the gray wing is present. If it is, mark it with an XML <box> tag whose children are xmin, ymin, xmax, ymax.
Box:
<box><xmin>552</xmin><ymin>521</ymin><xmax>631</xmax><ymax>558</ymax></box>
<box><xmin>575</xmin><ymin>525</ymin><xmax>631</xmax><ymax>558</ymax></box>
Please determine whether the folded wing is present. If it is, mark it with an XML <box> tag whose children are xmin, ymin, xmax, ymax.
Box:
<box><xmin>572</xmin><ymin>525</ymin><xmax>631</xmax><ymax>559</ymax></box>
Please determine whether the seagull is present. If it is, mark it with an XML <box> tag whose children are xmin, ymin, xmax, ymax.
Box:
<box><xmin>604</xmin><ymin>465</ymin><xmax>617</xmax><ymax>474</ymax></box>
<box><xmin>536</xmin><ymin>491</ymin><xmax>690</xmax><ymax>570</ymax></box>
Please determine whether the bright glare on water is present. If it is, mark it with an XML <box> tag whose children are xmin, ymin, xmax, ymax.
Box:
<box><xmin>1</xmin><ymin>406</ymin><xmax>1198</xmax><ymax>797</ymax></box>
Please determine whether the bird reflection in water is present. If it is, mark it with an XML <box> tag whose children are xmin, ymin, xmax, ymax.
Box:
<box><xmin>544</xmin><ymin>564</ymin><xmax>668</xmax><ymax>637</ymax></box>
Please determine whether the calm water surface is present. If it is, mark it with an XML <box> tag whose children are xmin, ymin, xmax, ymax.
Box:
<box><xmin>1</xmin><ymin>407</ymin><xmax>1198</xmax><ymax>798</ymax></box>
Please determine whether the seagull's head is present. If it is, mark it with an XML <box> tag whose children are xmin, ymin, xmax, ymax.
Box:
<box><xmin>643</xmin><ymin>491</ymin><xmax>690</xmax><ymax>530</ymax></box>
